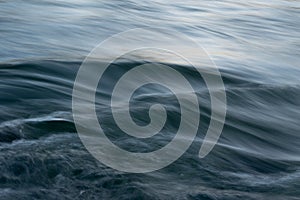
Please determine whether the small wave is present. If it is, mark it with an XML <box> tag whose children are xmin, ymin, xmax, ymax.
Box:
<box><xmin>0</xmin><ymin>112</ymin><xmax>75</xmax><ymax>143</ymax></box>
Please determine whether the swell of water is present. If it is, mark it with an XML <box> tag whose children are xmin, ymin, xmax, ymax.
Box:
<box><xmin>0</xmin><ymin>0</ymin><xmax>300</xmax><ymax>199</ymax></box>
<box><xmin>0</xmin><ymin>60</ymin><xmax>299</xmax><ymax>199</ymax></box>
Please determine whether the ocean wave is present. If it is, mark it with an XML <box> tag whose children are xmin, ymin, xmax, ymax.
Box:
<box><xmin>0</xmin><ymin>60</ymin><xmax>299</xmax><ymax>199</ymax></box>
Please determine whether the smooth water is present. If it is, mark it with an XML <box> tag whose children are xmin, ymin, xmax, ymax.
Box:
<box><xmin>0</xmin><ymin>0</ymin><xmax>300</xmax><ymax>199</ymax></box>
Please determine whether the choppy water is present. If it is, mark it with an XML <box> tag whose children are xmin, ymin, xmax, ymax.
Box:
<box><xmin>0</xmin><ymin>0</ymin><xmax>300</xmax><ymax>199</ymax></box>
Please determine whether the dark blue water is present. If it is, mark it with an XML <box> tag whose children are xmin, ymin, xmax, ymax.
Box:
<box><xmin>0</xmin><ymin>0</ymin><xmax>300</xmax><ymax>199</ymax></box>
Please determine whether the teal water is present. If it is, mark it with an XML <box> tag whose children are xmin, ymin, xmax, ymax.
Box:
<box><xmin>0</xmin><ymin>0</ymin><xmax>300</xmax><ymax>199</ymax></box>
